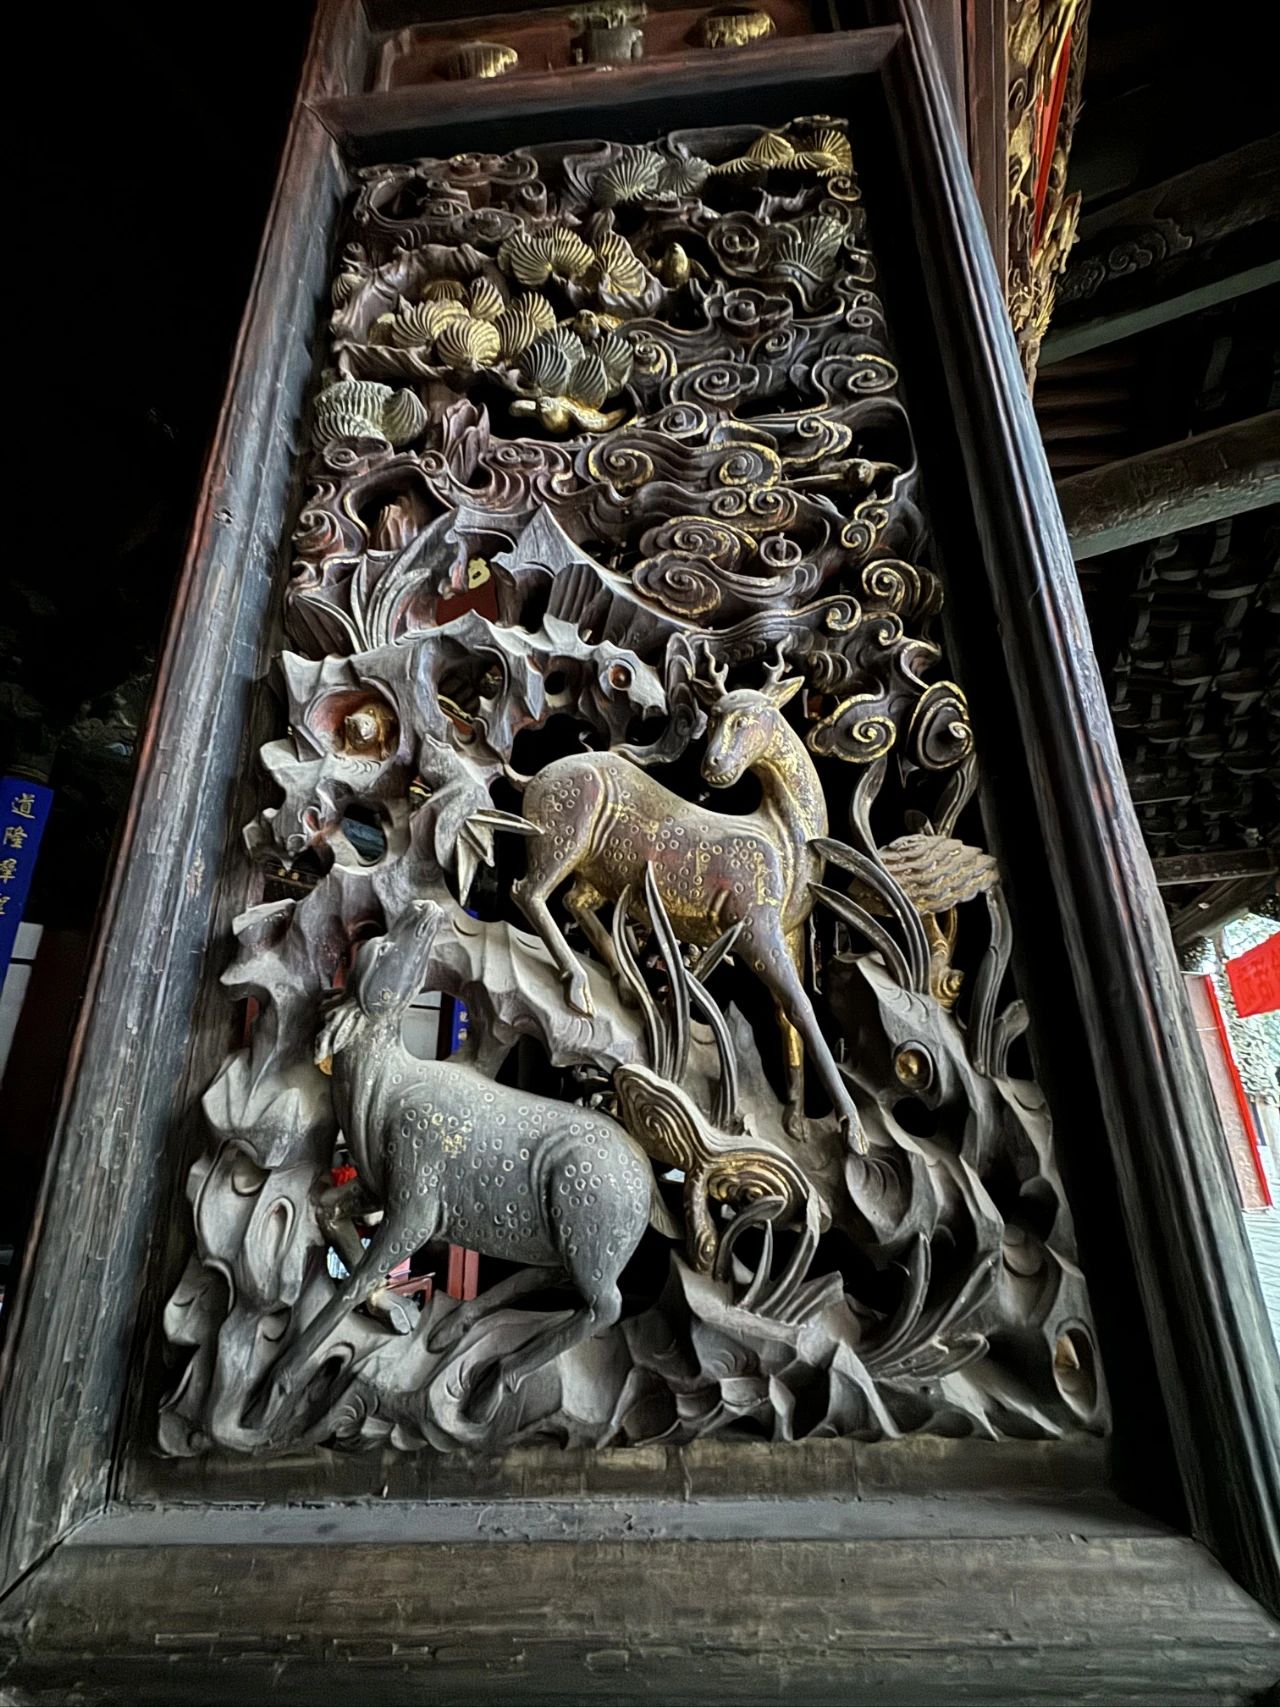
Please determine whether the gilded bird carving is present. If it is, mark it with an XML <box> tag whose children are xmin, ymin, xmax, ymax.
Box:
<box><xmin>510</xmin><ymin>325</ymin><xmax>634</xmax><ymax>433</ymax></box>
<box><xmin>842</xmin><ymin>835</ymin><xmax>999</xmax><ymax>917</ymax></box>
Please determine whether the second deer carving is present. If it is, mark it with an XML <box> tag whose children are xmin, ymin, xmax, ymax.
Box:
<box><xmin>246</xmin><ymin>900</ymin><xmax>663</xmax><ymax>1432</ymax></box>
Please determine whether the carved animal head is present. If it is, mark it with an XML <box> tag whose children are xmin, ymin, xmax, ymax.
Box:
<box><xmin>694</xmin><ymin>648</ymin><xmax>805</xmax><ymax>788</ymax></box>
<box><xmin>315</xmin><ymin>899</ymin><xmax>448</xmax><ymax>1068</ymax></box>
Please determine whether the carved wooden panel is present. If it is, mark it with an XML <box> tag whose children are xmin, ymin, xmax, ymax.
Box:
<box><xmin>160</xmin><ymin>115</ymin><xmax>1103</xmax><ymax>1456</ymax></box>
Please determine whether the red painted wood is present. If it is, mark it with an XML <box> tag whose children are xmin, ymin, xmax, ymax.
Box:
<box><xmin>1204</xmin><ymin>974</ymin><xmax>1272</xmax><ymax>1210</ymax></box>
<box><xmin>1032</xmin><ymin>23</ymin><xmax>1072</xmax><ymax>251</ymax></box>
<box><xmin>446</xmin><ymin>1245</ymin><xmax>479</xmax><ymax>1301</ymax></box>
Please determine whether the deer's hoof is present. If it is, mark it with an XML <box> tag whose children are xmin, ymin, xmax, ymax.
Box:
<box><xmin>367</xmin><ymin>1288</ymin><xmax>415</xmax><ymax>1336</ymax></box>
<box><xmin>566</xmin><ymin>972</ymin><xmax>595</xmax><ymax>1017</ymax></box>
<box><xmin>242</xmin><ymin>1371</ymin><xmax>288</xmax><ymax>1430</ymax></box>
<box><xmin>387</xmin><ymin>1298</ymin><xmax>415</xmax><ymax>1335</ymax></box>
<box><xmin>842</xmin><ymin>1113</ymin><xmax>870</xmax><ymax>1157</ymax></box>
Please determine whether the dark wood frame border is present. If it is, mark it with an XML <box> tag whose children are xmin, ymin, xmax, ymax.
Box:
<box><xmin>2</xmin><ymin>1</ymin><xmax>1276</xmax><ymax>1696</ymax></box>
<box><xmin>874</xmin><ymin>0</ymin><xmax>1279</xmax><ymax>1609</ymax></box>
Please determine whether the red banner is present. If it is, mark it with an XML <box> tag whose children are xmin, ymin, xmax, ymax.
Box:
<box><xmin>1226</xmin><ymin>932</ymin><xmax>1280</xmax><ymax>1018</ymax></box>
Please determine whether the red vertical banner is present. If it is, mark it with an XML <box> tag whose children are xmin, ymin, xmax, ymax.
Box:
<box><xmin>1203</xmin><ymin>975</ymin><xmax>1272</xmax><ymax>1210</ymax></box>
<box><xmin>1226</xmin><ymin>934</ymin><xmax>1280</xmax><ymax>1019</ymax></box>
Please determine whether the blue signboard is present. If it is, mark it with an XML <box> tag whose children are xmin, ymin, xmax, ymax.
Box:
<box><xmin>0</xmin><ymin>778</ymin><xmax>53</xmax><ymax>979</ymax></box>
<box><xmin>446</xmin><ymin>905</ymin><xmax>478</xmax><ymax>1056</ymax></box>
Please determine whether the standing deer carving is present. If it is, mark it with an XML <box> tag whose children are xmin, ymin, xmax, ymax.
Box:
<box><xmin>247</xmin><ymin>899</ymin><xmax>664</xmax><ymax>1432</ymax></box>
<box><xmin>513</xmin><ymin>648</ymin><xmax>864</xmax><ymax>1148</ymax></box>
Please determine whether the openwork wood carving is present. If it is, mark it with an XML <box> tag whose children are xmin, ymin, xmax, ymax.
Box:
<box><xmin>161</xmin><ymin>117</ymin><xmax>1103</xmax><ymax>1455</ymax></box>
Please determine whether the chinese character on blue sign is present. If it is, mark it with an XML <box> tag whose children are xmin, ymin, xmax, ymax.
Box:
<box><xmin>0</xmin><ymin>778</ymin><xmax>53</xmax><ymax>979</ymax></box>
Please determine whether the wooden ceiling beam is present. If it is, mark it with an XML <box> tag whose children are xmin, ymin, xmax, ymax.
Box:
<box><xmin>1041</xmin><ymin>259</ymin><xmax>1280</xmax><ymax>364</ymax></box>
<box><xmin>1153</xmin><ymin>847</ymin><xmax>1278</xmax><ymax>889</ymax></box>
<box><xmin>1055</xmin><ymin>411</ymin><xmax>1280</xmax><ymax>561</ymax></box>
<box><xmin>1040</xmin><ymin>136</ymin><xmax>1280</xmax><ymax>365</ymax></box>
<box><xmin>1172</xmin><ymin>872</ymin><xmax>1280</xmax><ymax>945</ymax></box>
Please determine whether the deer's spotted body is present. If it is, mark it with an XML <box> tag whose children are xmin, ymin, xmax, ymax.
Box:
<box><xmin>525</xmin><ymin>750</ymin><xmax>798</xmax><ymax>943</ymax></box>
<box><xmin>513</xmin><ymin>661</ymin><xmax>864</xmax><ymax>1144</ymax></box>
<box><xmin>335</xmin><ymin>1049</ymin><xmax>653</xmax><ymax>1274</ymax></box>
<box><xmin>248</xmin><ymin>905</ymin><xmax>656</xmax><ymax>1432</ymax></box>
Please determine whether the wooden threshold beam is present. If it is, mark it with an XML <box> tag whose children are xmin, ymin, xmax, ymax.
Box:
<box><xmin>1056</xmin><ymin>412</ymin><xmax>1280</xmax><ymax>561</ymax></box>
<box><xmin>7</xmin><ymin>1524</ymin><xmax>1279</xmax><ymax>1705</ymax></box>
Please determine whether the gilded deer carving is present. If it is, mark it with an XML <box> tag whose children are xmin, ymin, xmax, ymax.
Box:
<box><xmin>513</xmin><ymin>648</ymin><xmax>864</xmax><ymax>1148</ymax></box>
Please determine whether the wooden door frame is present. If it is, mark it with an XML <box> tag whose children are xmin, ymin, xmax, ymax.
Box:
<box><xmin>871</xmin><ymin>0</ymin><xmax>1280</xmax><ymax>1610</ymax></box>
<box><xmin>2</xmin><ymin>1</ymin><xmax>1276</xmax><ymax>1696</ymax></box>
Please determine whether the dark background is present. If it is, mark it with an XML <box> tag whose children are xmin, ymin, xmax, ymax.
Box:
<box><xmin>9</xmin><ymin>0</ymin><xmax>1272</xmax><ymax>938</ymax></box>
<box><xmin>0</xmin><ymin>4</ymin><xmax>313</xmax><ymax>1292</ymax></box>
<box><xmin>6</xmin><ymin>3</ymin><xmax>314</xmax><ymax>930</ymax></box>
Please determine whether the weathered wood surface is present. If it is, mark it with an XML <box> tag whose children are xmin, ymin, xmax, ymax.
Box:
<box><xmin>2</xmin><ymin>1529</ymin><xmax>1276</xmax><ymax>1705</ymax></box>
<box><xmin>122</xmin><ymin>1432</ymin><xmax>1106</xmax><ymax>1507</ymax></box>
<box><xmin>959</xmin><ymin>0</ymin><xmax>1010</xmax><ymax>284</ymax></box>
<box><xmin>313</xmin><ymin>28</ymin><xmax>903</xmax><ymax>160</ymax></box>
<box><xmin>50</xmin><ymin>1436</ymin><xmax>1148</xmax><ymax>1548</ymax></box>
<box><xmin>0</xmin><ymin>0</ymin><xmax>368</xmax><ymax>1597</ymax></box>
<box><xmin>920</xmin><ymin>0</ymin><xmax>965</xmax><ymax>125</ymax></box>
<box><xmin>1057</xmin><ymin>412</ymin><xmax>1280</xmax><ymax>561</ymax></box>
<box><xmin>872</xmin><ymin>0</ymin><xmax>1280</xmax><ymax>1614</ymax></box>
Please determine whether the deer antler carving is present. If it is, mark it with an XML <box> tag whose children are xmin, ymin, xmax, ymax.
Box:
<box><xmin>697</xmin><ymin>640</ymin><xmax>731</xmax><ymax>698</ymax></box>
<box><xmin>760</xmin><ymin>639</ymin><xmax>793</xmax><ymax>694</ymax></box>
